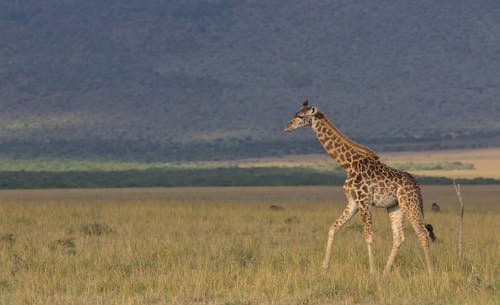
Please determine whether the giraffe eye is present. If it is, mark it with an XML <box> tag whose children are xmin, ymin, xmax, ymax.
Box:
<box><xmin>297</xmin><ymin>114</ymin><xmax>304</xmax><ymax>119</ymax></box>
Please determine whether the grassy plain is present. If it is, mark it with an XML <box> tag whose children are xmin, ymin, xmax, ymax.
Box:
<box><xmin>238</xmin><ymin>147</ymin><xmax>500</xmax><ymax>179</ymax></box>
<box><xmin>0</xmin><ymin>186</ymin><xmax>498</xmax><ymax>304</ymax></box>
<box><xmin>0</xmin><ymin>148</ymin><xmax>498</xmax><ymax>189</ymax></box>
<box><xmin>3</xmin><ymin>147</ymin><xmax>499</xmax><ymax>178</ymax></box>
<box><xmin>381</xmin><ymin>148</ymin><xmax>500</xmax><ymax>179</ymax></box>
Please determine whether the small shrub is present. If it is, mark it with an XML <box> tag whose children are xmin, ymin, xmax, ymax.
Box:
<box><xmin>79</xmin><ymin>221</ymin><xmax>112</xmax><ymax>236</ymax></box>
<box><xmin>50</xmin><ymin>237</ymin><xmax>76</xmax><ymax>255</ymax></box>
<box><xmin>0</xmin><ymin>232</ymin><xmax>15</xmax><ymax>248</ymax></box>
<box><xmin>284</xmin><ymin>215</ymin><xmax>300</xmax><ymax>224</ymax></box>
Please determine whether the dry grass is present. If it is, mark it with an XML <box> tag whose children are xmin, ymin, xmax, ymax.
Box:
<box><xmin>0</xmin><ymin>186</ymin><xmax>498</xmax><ymax>304</ymax></box>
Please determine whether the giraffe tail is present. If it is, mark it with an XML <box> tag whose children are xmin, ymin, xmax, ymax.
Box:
<box><xmin>425</xmin><ymin>224</ymin><xmax>436</xmax><ymax>241</ymax></box>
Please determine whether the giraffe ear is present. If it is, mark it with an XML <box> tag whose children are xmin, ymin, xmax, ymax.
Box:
<box><xmin>310</xmin><ymin>106</ymin><xmax>323</xmax><ymax>118</ymax></box>
<box><xmin>310</xmin><ymin>106</ymin><xmax>320</xmax><ymax>114</ymax></box>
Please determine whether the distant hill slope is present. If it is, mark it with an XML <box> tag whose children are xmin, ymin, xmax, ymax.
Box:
<box><xmin>1</xmin><ymin>1</ymin><xmax>499</xmax><ymax>161</ymax></box>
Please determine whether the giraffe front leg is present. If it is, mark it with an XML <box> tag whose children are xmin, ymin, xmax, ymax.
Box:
<box><xmin>359</xmin><ymin>205</ymin><xmax>376</xmax><ymax>274</ymax></box>
<box><xmin>322</xmin><ymin>199</ymin><xmax>358</xmax><ymax>270</ymax></box>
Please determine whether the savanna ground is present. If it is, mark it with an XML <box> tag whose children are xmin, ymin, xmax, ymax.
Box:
<box><xmin>0</xmin><ymin>185</ymin><xmax>498</xmax><ymax>305</ymax></box>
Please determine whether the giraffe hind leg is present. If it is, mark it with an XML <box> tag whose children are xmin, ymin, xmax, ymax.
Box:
<box><xmin>398</xmin><ymin>189</ymin><xmax>434</xmax><ymax>276</ymax></box>
<box><xmin>383</xmin><ymin>205</ymin><xmax>405</xmax><ymax>275</ymax></box>
<box><xmin>359</xmin><ymin>204</ymin><xmax>376</xmax><ymax>274</ymax></box>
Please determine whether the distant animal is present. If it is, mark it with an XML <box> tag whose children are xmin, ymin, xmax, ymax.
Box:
<box><xmin>270</xmin><ymin>205</ymin><xmax>285</xmax><ymax>211</ymax></box>
<box><xmin>285</xmin><ymin>100</ymin><xmax>435</xmax><ymax>276</ymax></box>
<box><xmin>431</xmin><ymin>202</ymin><xmax>441</xmax><ymax>212</ymax></box>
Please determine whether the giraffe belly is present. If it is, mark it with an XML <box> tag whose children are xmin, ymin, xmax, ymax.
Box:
<box><xmin>372</xmin><ymin>193</ymin><xmax>398</xmax><ymax>208</ymax></box>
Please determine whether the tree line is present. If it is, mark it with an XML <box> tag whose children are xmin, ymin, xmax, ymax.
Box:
<box><xmin>0</xmin><ymin>168</ymin><xmax>497</xmax><ymax>189</ymax></box>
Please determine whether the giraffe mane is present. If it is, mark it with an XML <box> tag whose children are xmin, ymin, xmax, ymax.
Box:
<box><xmin>320</xmin><ymin>114</ymin><xmax>380</xmax><ymax>159</ymax></box>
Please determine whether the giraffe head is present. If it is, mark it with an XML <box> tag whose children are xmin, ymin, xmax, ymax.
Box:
<box><xmin>284</xmin><ymin>100</ymin><xmax>323</xmax><ymax>132</ymax></box>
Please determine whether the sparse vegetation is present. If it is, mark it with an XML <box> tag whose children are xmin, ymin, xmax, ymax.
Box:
<box><xmin>0</xmin><ymin>150</ymin><xmax>499</xmax><ymax>189</ymax></box>
<box><xmin>392</xmin><ymin>161</ymin><xmax>475</xmax><ymax>171</ymax></box>
<box><xmin>0</xmin><ymin>186</ymin><xmax>498</xmax><ymax>304</ymax></box>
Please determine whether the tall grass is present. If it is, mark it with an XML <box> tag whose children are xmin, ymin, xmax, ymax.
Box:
<box><xmin>0</xmin><ymin>186</ymin><xmax>498</xmax><ymax>304</ymax></box>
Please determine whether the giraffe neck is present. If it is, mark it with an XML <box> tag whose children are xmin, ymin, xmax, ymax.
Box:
<box><xmin>311</xmin><ymin>114</ymin><xmax>379</xmax><ymax>170</ymax></box>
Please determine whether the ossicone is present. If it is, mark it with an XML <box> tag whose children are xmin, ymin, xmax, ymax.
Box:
<box><xmin>300</xmin><ymin>100</ymin><xmax>310</xmax><ymax>111</ymax></box>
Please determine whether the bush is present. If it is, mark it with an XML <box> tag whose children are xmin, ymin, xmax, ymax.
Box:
<box><xmin>79</xmin><ymin>222</ymin><xmax>113</xmax><ymax>236</ymax></box>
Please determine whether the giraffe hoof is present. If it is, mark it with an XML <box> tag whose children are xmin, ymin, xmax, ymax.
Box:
<box><xmin>382</xmin><ymin>267</ymin><xmax>393</xmax><ymax>276</ymax></box>
<box><xmin>322</xmin><ymin>262</ymin><xmax>329</xmax><ymax>270</ymax></box>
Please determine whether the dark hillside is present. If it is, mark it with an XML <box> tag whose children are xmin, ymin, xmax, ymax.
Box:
<box><xmin>1</xmin><ymin>1</ymin><xmax>499</xmax><ymax>160</ymax></box>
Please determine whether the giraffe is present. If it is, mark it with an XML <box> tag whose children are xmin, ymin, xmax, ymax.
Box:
<box><xmin>284</xmin><ymin>100</ymin><xmax>436</xmax><ymax>276</ymax></box>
